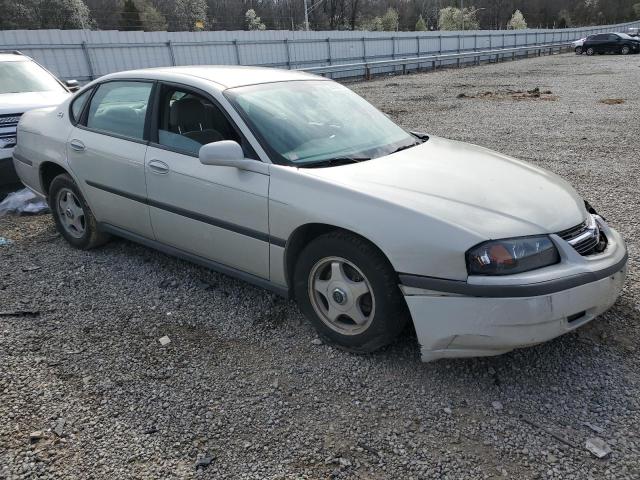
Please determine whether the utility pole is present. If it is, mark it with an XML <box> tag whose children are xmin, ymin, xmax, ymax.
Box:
<box><xmin>304</xmin><ymin>0</ymin><xmax>310</xmax><ymax>31</ymax></box>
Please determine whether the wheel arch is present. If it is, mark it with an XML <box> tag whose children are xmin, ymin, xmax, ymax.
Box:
<box><xmin>283</xmin><ymin>222</ymin><xmax>397</xmax><ymax>296</ymax></box>
<box><xmin>40</xmin><ymin>161</ymin><xmax>70</xmax><ymax>199</ymax></box>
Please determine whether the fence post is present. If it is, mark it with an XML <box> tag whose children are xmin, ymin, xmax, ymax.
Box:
<box><xmin>233</xmin><ymin>40</ymin><xmax>241</xmax><ymax>65</ymax></box>
<box><xmin>326</xmin><ymin>37</ymin><xmax>332</xmax><ymax>65</ymax></box>
<box><xmin>166</xmin><ymin>40</ymin><xmax>176</xmax><ymax>66</ymax></box>
<box><xmin>438</xmin><ymin>33</ymin><xmax>442</xmax><ymax>55</ymax></box>
<box><xmin>284</xmin><ymin>38</ymin><xmax>291</xmax><ymax>69</ymax></box>
<box><xmin>416</xmin><ymin>35</ymin><xmax>420</xmax><ymax>72</ymax></box>
<box><xmin>81</xmin><ymin>41</ymin><xmax>94</xmax><ymax>81</ymax></box>
<box><xmin>362</xmin><ymin>36</ymin><xmax>366</xmax><ymax>62</ymax></box>
<box><xmin>391</xmin><ymin>36</ymin><xmax>396</xmax><ymax>59</ymax></box>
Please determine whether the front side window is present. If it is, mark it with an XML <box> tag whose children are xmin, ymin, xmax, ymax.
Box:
<box><xmin>225</xmin><ymin>80</ymin><xmax>416</xmax><ymax>166</ymax></box>
<box><xmin>156</xmin><ymin>86</ymin><xmax>241</xmax><ymax>156</ymax></box>
<box><xmin>0</xmin><ymin>60</ymin><xmax>67</xmax><ymax>95</ymax></box>
<box><xmin>86</xmin><ymin>81</ymin><xmax>152</xmax><ymax>140</ymax></box>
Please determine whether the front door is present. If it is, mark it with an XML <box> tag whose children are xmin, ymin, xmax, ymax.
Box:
<box><xmin>67</xmin><ymin>80</ymin><xmax>154</xmax><ymax>238</ymax></box>
<box><xmin>144</xmin><ymin>83</ymin><xmax>270</xmax><ymax>278</ymax></box>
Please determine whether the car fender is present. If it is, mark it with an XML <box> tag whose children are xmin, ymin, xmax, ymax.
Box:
<box><xmin>268</xmin><ymin>164</ymin><xmax>485</xmax><ymax>282</ymax></box>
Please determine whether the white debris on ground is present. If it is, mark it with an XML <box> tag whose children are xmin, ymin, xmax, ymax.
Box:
<box><xmin>0</xmin><ymin>188</ymin><xmax>49</xmax><ymax>217</ymax></box>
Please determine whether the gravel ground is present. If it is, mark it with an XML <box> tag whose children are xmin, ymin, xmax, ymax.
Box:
<box><xmin>1</xmin><ymin>52</ymin><xmax>639</xmax><ymax>480</ymax></box>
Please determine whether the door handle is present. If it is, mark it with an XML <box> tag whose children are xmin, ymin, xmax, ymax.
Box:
<box><xmin>148</xmin><ymin>160</ymin><xmax>170</xmax><ymax>174</ymax></box>
<box><xmin>69</xmin><ymin>139</ymin><xmax>85</xmax><ymax>152</ymax></box>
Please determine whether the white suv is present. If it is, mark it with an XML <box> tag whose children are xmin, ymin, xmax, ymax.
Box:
<box><xmin>0</xmin><ymin>51</ymin><xmax>75</xmax><ymax>189</ymax></box>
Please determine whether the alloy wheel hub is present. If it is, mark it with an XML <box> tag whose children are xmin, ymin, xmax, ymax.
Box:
<box><xmin>331</xmin><ymin>288</ymin><xmax>347</xmax><ymax>305</ymax></box>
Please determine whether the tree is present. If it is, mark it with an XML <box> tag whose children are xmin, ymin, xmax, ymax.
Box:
<box><xmin>415</xmin><ymin>14</ymin><xmax>427</xmax><ymax>31</ymax></box>
<box><xmin>119</xmin><ymin>0</ymin><xmax>141</xmax><ymax>30</ymax></box>
<box><xmin>381</xmin><ymin>8</ymin><xmax>399</xmax><ymax>31</ymax></box>
<box><xmin>137</xmin><ymin>1</ymin><xmax>167</xmax><ymax>31</ymax></box>
<box><xmin>361</xmin><ymin>16</ymin><xmax>383</xmax><ymax>31</ymax></box>
<box><xmin>438</xmin><ymin>7</ymin><xmax>480</xmax><ymax>30</ymax></box>
<box><xmin>172</xmin><ymin>0</ymin><xmax>207</xmax><ymax>31</ymax></box>
<box><xmin>633</xmin><ymin>3</ymin><xmax>640</xmax><ymax>17</ymax></box>
<box><xmin>245</xmin><ymin>9</ymin><xmax>266</xmax><ymax>30</ymax></box>
<box><xmin>0</xmin><ymin>0</ymin><xmax>93</xmax><ymax>29</ymax></box>
<box><xmin>507</xmin><ymin>9</ymin><xmax>527</xmax><ymax>29</ymax></box>
<box><xmin>557</xmin><ymin>9</ymin><xmax>573</xmax><ymax>28</ymax></box>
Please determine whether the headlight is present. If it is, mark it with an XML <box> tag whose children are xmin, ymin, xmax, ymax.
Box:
<box><xmin>466</xmin><ymin>236</ymin><xmax>560</xmax><ymax>276</ymax></box>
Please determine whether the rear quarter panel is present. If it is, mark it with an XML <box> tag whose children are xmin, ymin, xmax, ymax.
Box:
<box><xmin>14</xmin><ymin>101</ymin><xmax>75</xmax><ymax>195</ymax></box>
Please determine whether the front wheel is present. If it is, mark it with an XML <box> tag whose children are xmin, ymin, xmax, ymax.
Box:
<box><xmin>49</xmin><ymin>173</ymin><xmax>110</xmax><ymax>249</ymax></box>
<box><xmin>621</xmin><ymin>45</ymin><xmax>630</xmax><ymax>55</ymax></box>
<box><xmin>575</xmin><ymin>46</ymin><xmax>583</xmax><ymax>55</ymax></box>
<box><xmin>586</xmin><ymin>47</ymin><xmax>595</xmax><ymax>56</ymax></box>
<box><xmin>294</xmin><ymin>231</ymin><xmax>409</xmax><ymax>353</ymax></box>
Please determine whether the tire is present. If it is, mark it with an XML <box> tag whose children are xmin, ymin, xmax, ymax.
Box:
<box><xmin>575</xmin><ymin>46</ymin><xmax>582</xmax><ymax>55</ymax></box>
<box><xmin>49</xmin><ymin>173</ymin><xmax>110</xmax><ymax>249</ymax></box>
<box><xmin>586</xmin><ymin>47</ymin><xmax>595</xmax><ymax>56</ymax></box>
<box><xmin>621</xmin><ymin>45</ymin><xmax>630</xmax><ymax>55</ymax></box>
<box><xmin>294</xmin><ymin>230</ymin><xmax>409</xmax><ymax>353</ymax></box>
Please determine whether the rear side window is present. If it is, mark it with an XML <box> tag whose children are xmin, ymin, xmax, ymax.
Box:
<box><xmin>85</xmin><ymin>81</ymin><xmax>153</xmax><ymax>141</ymax></box>
<box><xmin>70</xmin><ymin>88</ymin><xmax>92</xmax><ymax>124</ymax></box>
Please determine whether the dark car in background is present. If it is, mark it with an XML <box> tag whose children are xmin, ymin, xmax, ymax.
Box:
<box><xmin>583</xmin><ymin>33</ymin><xmax>640</xmax><ymax>56</ymax></box>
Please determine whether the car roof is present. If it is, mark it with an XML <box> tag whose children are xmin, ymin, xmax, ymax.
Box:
<box><xmin>101</xmin><ymin>65</ymin><xmax>321</xmax><ymax>89</ymax></box>
<box><xmin>102</xmin><ymin>65</ymin><xmax>323</xmax><ymax>90</ymax></box>
<box><xmin>0</xmin><ymin>53</ymin><xmax>30</xmax><ymax>62</ymax></box>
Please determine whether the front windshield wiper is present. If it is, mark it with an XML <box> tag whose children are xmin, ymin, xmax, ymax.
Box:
<box><xmin>388</xmin><ymin>141</ymin><xmax>422</xmax><ymax>155</ymax></box>
<box><xmin>300</xmin><ymin>156</ymin><xmax>371</xmax><ymax>168</ymax></box>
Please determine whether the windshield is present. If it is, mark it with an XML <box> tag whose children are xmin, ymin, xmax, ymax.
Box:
<box><xmin>225</xmin><ymin>80</ymin><xmax>416</xmax><ymax>166</ymax></box>
<box><xmin>0</xmin><ymin>60</ymin><xmax>66</xmax><ymax>95</ymax></box>
<box><xmin>617</xmin><ymin>33</ymin><xmax>633</xmax><ymax>40</ymax></box>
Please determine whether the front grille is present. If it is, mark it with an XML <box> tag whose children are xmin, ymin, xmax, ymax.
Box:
<box><xmin>556</xmin><ymin>215</ymin><xmax>604</xmax><ymax>256</ymax></box>
<box><xmin>0</xmin><ymin>112</ymin><xmax>21</xmax><ymax>149</ymax></box>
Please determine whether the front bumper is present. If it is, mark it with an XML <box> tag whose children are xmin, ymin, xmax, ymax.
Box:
<box><xmin>0</xmin><ymin>148</ymin><xmax>20</xmax><ymax>187</ymax></box>
<box><xmin>402</xmin><ymin>218</ymin><xmax>627</xmax><ymax>362</ymax></box>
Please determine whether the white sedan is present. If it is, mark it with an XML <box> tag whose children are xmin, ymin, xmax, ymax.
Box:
<box><xmin>12</xmin><ymin>67</ymin><xmax>627</xmax><ymax>362</ymax></box>
<box><xmin>572</xmin><ymin>37</ymin><xmax>589</xmax><ymax>54</ymax></box>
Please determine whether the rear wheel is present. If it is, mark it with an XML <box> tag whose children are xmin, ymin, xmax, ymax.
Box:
<box><xmin>575</xmin><ymin>46</ymin><xmax>583</xmax><ymax>55</ymax></box>
<box><xmin>49</xmin><ymin>173</ymin><xmax>110</xmax><ymax>249</ymax></box>
<box><xmin>294</xmin><ymin>231</ymin><xmax>409</xmax><ymax>353</ymax></box>
<box><xmin>621</xmin><ymin>45</ymin><xmax>631</xmax><ymax>55</ymax></box>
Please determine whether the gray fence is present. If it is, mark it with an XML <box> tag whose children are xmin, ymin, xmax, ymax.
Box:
<box><xmin>1</xmin><ymin>20</ymin><xmax>639</xmax><ymax>82</ymax></box>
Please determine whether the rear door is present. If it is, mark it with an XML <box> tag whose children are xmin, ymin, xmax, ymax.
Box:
<box><xmin>594</xmin><ymin>34</ymin><xmax>609</xmax><ymax>53</ymax></box>
<box><xmin>144</xmin><ymin>82</ymin><xmax>270</xmax><ymax>278</ymax></box>
<box><xmin>67</xmin><ymin>80</ymin><xmax>155</xmax><ymax>238</ymax></box>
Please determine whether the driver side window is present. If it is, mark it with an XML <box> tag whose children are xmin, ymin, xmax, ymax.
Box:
<box><xmin>156</xmin><ymin>86</ymin><xmax>242</xmax><ymax>157</ymax></box>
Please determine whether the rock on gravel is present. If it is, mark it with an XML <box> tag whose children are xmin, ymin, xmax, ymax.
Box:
<box><xmin>1</xmin><ymin>53</ymin><xmax>639</xmax><ymax>479</ymax></box>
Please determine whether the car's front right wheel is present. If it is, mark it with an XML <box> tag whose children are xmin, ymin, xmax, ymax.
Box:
<box><xmin>575</xmin><ymin>46</ymin><xmax>582</xmax><ymax>54</ymax></box>
<box><xmin>294</xmin><ymin>230</ymin><xmax>409</xmax><ymax>353</ymax></box>
<box><xmin>49</xmin><ymin>173</ymin><xmax>110</xmax><ymax>250</ymax></box>
<box><xmin>621</xmin><ymin>45</ymin><xmax>631</xmax><ymax>55</ymax></box>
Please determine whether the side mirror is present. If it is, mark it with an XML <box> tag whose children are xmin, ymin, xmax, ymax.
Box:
<box><xmin>65</xmin><ymin>79</ymin><xmax>80</xmax><ymax>92</ymax></box>
<box><xmin>199</xmin><ymin>140</ymin><xmax>268</xmax><ymax>174</ymax></box>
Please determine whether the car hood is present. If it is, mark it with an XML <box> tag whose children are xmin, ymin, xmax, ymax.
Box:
<box><xmin>304</xmin><ymin>136</ymin><xmax>587</xmax><ymax>239</ymax></box>
<box><xmin>0</xmin><ymin>91</ymin><xmax>70</xmax><ymax>115</ymax></box>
